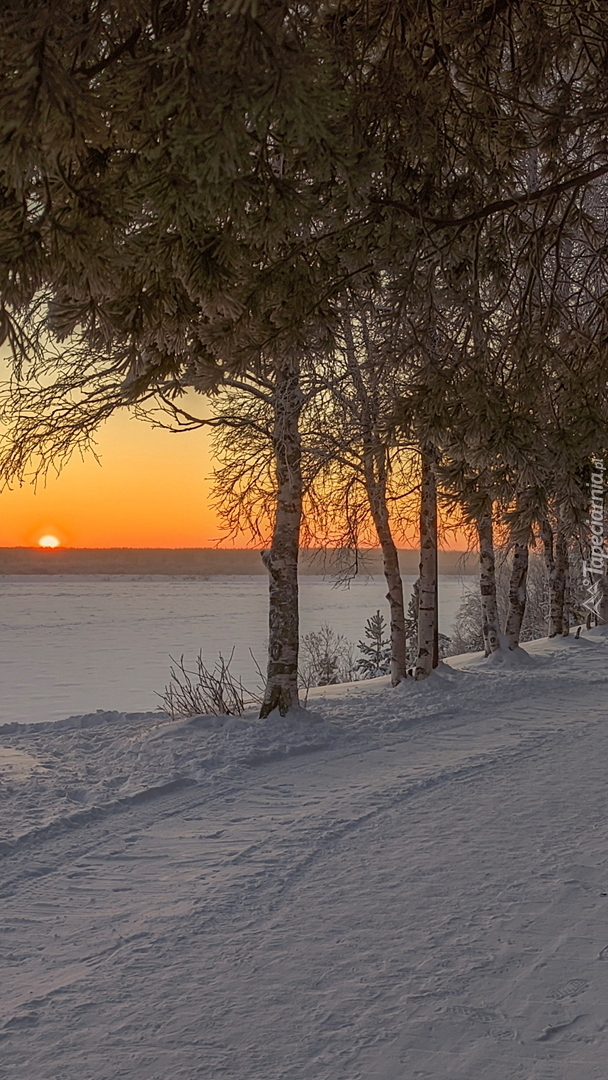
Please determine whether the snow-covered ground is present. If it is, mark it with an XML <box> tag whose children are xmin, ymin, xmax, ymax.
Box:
<box><xmin>1</xmin><ymin>629</ymin><xmax>607</xmax><ymax>1079</ymax></box>
<box><xmin>0</xmin><ymin>574</ymin><xmax>468</xmax><ymax>726</ymax></box>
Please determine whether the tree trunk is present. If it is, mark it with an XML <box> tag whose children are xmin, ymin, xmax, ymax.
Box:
<box><xmin>598</xmin><ymin>575</ymin><xmax>608</xmax><ymax>626</ymax></box>
<box><xmin>367</xmin><ymin>481</ymin><xmax>407</xmax><ymax>684</ymax></box>
<box><xmin>340</xmin><ymin>311</ymin><xmax>407</xmax><ymax>684</ymax></box>
<box><xmin>553</xmin><ymin>527</ymin><xmax>568</xmax><ymax>636</ymax></box>
<box><xmin>539</xmin><ymin>517</ymin><xmax>557</xmax><ymax>635</ymax></box>
<box><xmin>414</xmin><ymin>444</ymin><xmax>438</xmax><ymax>679</ymax></box>
<box><xmin>540</xmin><ymin>518</ymin><xmax>566</xmax><ymax>637</ymax></box>
<box><xmin>259</xmin><ymin>357</ymin><xmax>303</xmax><ymax>718</ymax></box>
<box><xmin>477</xmin><ymin>510</ymin><xmax>501</xmax><ymax>655</ymax></box>
<box><xmin>559</xmin><ymin>534</ymin><xmax>570</xmax><ymax>637</ymax></box>
<box><xmin>505</xmin><ymin>542</ymin><xmax>529</xmax><ymax>649</ymax></box>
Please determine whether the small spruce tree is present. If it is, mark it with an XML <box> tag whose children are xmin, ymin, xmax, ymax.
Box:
<box><xmin>356</xmin><ymin>611</ymin><xmax>391</xmax><ymax>679</ymax></box>
<box><xmin>404</xmin><ymin>581</ymin><xmax>420</xmax><ymax>666</ymax></box>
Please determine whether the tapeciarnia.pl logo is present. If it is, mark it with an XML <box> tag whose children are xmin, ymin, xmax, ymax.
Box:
<box><xmin>582</xmin><ymin>457</ymin><xmax>607</xmax><ymax>618</ymax></box>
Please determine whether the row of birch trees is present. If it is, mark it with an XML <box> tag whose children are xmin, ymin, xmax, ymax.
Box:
<box><xmin>2</xmin><ymin>2</ymin><xmax>608</xmax><ymax>713</ymax></box>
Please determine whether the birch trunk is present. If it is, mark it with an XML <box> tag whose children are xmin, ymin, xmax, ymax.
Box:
<box><xmin>598</xmin><ymin>575</ymin><xmax>608</xmax><ymax>626</ymax></box>
<box><xmin>367</xmin><ymin>482</ymin><xmax>407</xmax><ymax>684</ymax></box>
<box><xmin>553</xmin><ymin>527</ymin><xmax>568</xmax><ymax>636</ymax></box>
<box><xmin>340</xmin><ymin>312</ymin><xmax>407</xmax><ymax>684</ymax></box>
<box><xmin>540</xmin><ymin>518</ymin><xmax>566</xmax><ymax>637</ymax></box>
<box><xmin>476</xmin><ymin>511</ymin><xmax>501</xmax><ymax>655</ymax></box>
<box><xmin>259</xmin><ymin>357</ymin><xmax>303</xmax><ymax>718</ymax></box>
<box><xmin>559</xmin><ymin>534</ymin><xmax>570</xmax><ymax>637</ymax></box>
<box><xmin>505</xmin><ymin>543</ymin><xmax>529</xmax><ymax>649</ymax></box>
<box><xmin>539</xmin><ymin>518</ymin><xmax>556</xmax><ymax>633</ymax></box>
<box><xmin>414</xmin><ymin>444</ymin><xmax>438</xmax><ymax>679</ymax></box>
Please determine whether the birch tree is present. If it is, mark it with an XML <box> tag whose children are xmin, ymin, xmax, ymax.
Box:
<box><xmin>304</xmin><ymin>307</ymin><xmax>417</xmax><ymax>684</ymax></box>
<box><xmin>540</xmin><ymin>517</ymin><xmax>570</xmax><ymax>638</ymax></box>
<box><xmin>476</xmin><ymin>510</ymin><xmax>501</xmax><ymax>655</ymax></box>
<box><xmin>152</xmin><ymin>345</ymin><xmax>324</xmax><ymax>715</ymax></box>
<box><xmin>259</xmin><ymin>354</ymin><xmax>304</xmax><ymax>716</ymax></box>
<box><xmin>337</xmin><ymin>310</ymin><xmax>411</xmax><ymax>684</ymax></box>
<box><xmin>414</xmin><ymin>443</ymin><xmax>439</xmax><ymax>679</ymax></box>
<box><xmin>5</xmin><ymin>0</ymin><xmax>608</xmax><ymax>704</ymax></box>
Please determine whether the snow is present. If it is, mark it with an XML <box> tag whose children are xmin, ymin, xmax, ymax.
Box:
<box><xmin>1</xmin><ymin>626</ymin><xmax>607</xmax><ymax>1078</ymax></box>
<box><xmin>0</xmin><ymin>574</ymin><xmax>468</xmax><ymax>726</ymax></box>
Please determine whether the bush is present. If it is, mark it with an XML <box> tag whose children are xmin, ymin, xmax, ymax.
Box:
<box><xmin>158</xmin><ymin>650</ymin><xmax>250</xmax><ymax>719</ymax></box>
<box><xmin>449</xmin><ymin>545</ymin><xmax>589</xmax><ymax>655</ymax></box>
<box><xmin>449</xmin><ymin>590</ymin><xmax>486</xmax><ymax>654</ymax></box>
<box><xmin>299</xmin><ymin>625</ymin><xmax>355</xmax><ymax>701</ymax></box>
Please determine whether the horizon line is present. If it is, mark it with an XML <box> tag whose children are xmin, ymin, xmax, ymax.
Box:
<box><xmin>0</xmin><ymin>544</ymin><xmax>473</xmax><ymax>553</ymax></box>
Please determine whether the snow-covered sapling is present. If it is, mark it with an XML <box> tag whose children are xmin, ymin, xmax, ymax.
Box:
<box><xmin>298</xmin><ymin>625</ymin><xmax>356</xmax><ymax>702</ymax></box>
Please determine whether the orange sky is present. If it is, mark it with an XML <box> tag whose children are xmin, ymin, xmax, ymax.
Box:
<box><xmin>1</xmin><ymin>372</ymin><xmax>466</xmax><ymax>549</ymax></box>
<box><xmin>0</xmin><ymin>410</ymin><xmax>224</xmax><ymax>548</ymax></box>
<box><xmin>0</xmin><ymin>407</ymin><xmax>470</xmax><ymax>548</ymax></box>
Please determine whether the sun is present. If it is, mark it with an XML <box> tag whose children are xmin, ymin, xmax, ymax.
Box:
<box><xmin>38</xmin><ymin>535</ymin><xmax>61</xmax><ymax>549</ymax></box>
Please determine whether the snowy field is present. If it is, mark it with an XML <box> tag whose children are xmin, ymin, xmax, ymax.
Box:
<box><xmin>0</xmin><ymin>574</ymin><xmax>467</xmax><ymax>727</ymax></box>
<box><xmin>1</xmin><ymin>629</ymin><xmax>608</xmax><ymax>1079</ymax></box>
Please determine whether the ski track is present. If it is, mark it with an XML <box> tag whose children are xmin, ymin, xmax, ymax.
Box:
<box><xmin>1</xmin><ymin>634</ymin><xmax>608</xmax><ymax>1078</ymax></box>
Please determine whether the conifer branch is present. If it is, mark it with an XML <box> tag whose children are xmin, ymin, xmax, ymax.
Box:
<box><xmin>378</xmin><ymin>163</ymin><xmax>608</xmax><ymax>229</ymax></box>
<box><xmin>75</xmin><ymin>26</ymin><xmax>142</xmax><ymax>78</ymax></box>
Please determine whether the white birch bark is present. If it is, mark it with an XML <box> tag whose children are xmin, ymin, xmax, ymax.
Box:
<box><xmin>540</xmin><ymin>518</ymin><xmax>567</xmax><ymax>637</ymax></box>
<box><xmin>553</xmin><ymin>526</ymin><xmax>567</xmax><ymax>636</ymax></box>
<box><xmin>367</xmin><ymin>477</ymin><xmax>407</xmax><ymax>684</ymax></box>
<box><xmin>413</xmin><ymin>444</ymin><xmax>438</xmax><ymax>680</ymax></box>
<box><xmin>597</xmin><ymin>575</ymin><xmax>608</xmax><ymax>625</ymax></box>
<box><xmin>559</xmin><ymin>534</ymin><xmax>570</xmax><ymax>637</ymax></box>
<box><xmin>505</xmin><ymin>542</ymin><xmax>529</xmax><ymax>649</ymax></box>
<box><xmin>476</xmin><ymin>511</ymin><xmax>501</xmax><ymax>655</ymax></box>
<box><xmin>341</xmin><ymin>313</ymin><xmax>407</xmax><ymax>683</ymax></box>
<box><xmin>259</xmin><ymin>357</ymin><xmax>303</xmax><ymax>718</ymax></box>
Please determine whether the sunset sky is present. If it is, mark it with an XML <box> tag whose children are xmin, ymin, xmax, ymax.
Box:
<box><xmin>0</xmin><ymin>405</ymin><xmax>468</xmax><ymax>549</ymax></box>
<box><xmin>0</xmin><ymin>409</ymin><xmax>222</xmax><ymax>548</ymax></box>
<box><xmin>0</xmin><ymin>363</ymin><xmax>466</xmax><ymax>549</ymax></box>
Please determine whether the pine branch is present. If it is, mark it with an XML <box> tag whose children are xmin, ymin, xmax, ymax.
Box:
<box><xmin>75</xmin><ymin>26</ymin><xmax>142</xmax><ymax>78</ymax></box>
<box><xmin>378</xmin><ymin>163</ymin><xmax>608</xmax><ymax>230</ymax></box>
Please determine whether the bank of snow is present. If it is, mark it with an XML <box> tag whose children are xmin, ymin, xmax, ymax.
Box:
<box><xmin>1</xmin><ymin>631</ymin><xmax>608</xmax><ymax>1079</ymax></box>
<box><xmin>0</xmin><ymin>632</ymin><xmax>596</xmax><ymax>850</ymax></box>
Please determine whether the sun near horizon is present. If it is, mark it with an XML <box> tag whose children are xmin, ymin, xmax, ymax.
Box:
<box><xmin>0</xmin><ymin>408</ymin><xmax>223</xmax><ymax>548</ymax></box>
<box><xmin>0</xmin><ymin>398</ymin><xmax>469</xmax><ymax>550</ymax></box>
<box><xmin>38</xmin><ymin>534</ymin><xmax>61</xmax><ymax>548</ymax></box>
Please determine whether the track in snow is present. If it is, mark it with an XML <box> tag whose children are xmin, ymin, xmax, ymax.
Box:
<box><xmin>2</xmin><ymin>639</ymin><xmax>608</xmax><ymax>1078</ymax></box>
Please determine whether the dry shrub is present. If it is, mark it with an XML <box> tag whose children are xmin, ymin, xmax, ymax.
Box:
<box><xmin>158</xmin><ymin>650</ymin><xmax>251</xmax><ymax>719</ymax></box>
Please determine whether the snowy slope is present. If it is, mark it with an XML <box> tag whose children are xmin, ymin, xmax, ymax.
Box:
<box><xmin>1</xmin><ymin>632</ymin><xmax>608</xmax><ymax>1079</ymax></box>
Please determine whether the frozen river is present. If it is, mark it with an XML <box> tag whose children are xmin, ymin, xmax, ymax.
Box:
<box><xmin>0</xmin><ymin>574</ymin><xmax>470</xmax><ymax>726</ymax></box>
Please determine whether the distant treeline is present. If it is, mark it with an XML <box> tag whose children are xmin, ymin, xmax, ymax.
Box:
<box><xmin>0</xmin><ymin>548</ymin><xmax>477</xmax><ymax>577</ymax></box>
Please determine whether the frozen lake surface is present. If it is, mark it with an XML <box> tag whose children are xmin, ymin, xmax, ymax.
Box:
<box><xmin>0</xmin><ymin>574</ymin><xmax>469</xmax><ymax>726</ymax></box>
